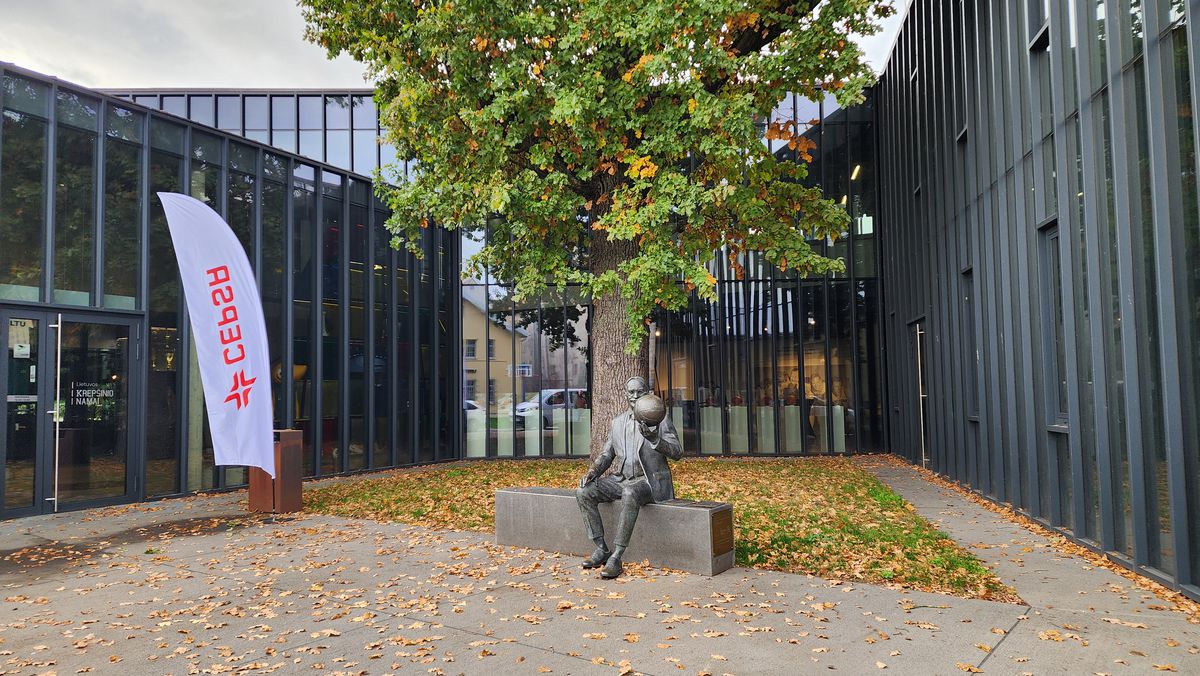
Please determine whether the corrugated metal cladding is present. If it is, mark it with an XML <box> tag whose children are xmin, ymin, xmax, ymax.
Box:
<box><xmin>877</xmin><ymin>0</ymin><xmax>1200</xmax><ymax>599</ymax></box>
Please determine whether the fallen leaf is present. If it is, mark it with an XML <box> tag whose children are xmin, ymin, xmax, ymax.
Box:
<box><xmin>1101</xmin><ymin>618</ymin><xmax>1148</xmax><ymax>629</ymax></box>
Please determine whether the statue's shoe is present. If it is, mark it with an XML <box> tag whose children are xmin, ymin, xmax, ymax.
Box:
<box><xmin>581</xmin><ymin>548</ymin><xmax>612</xmax><ymax>569</ymax></box>
<box><xmin>600</xmin><ymin>556</ymin><xmax>623</xmax><ymax>579</ymax></box>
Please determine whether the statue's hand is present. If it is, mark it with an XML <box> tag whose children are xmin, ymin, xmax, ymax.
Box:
<box><xmin>638</xmin><ymin>421</ymin><xmax>659</xmax><ymax>442</ymax></box>
<box><xmin>579</xmin><ymin>471</ymin><xmax>596</xmax><ymax>489</ymax></box>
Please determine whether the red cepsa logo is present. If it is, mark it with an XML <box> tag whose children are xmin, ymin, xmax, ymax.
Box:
<box><xmin>207</xmin><ymin>265</ymin><xmax>256</xmax><ymax>410</ymax></box>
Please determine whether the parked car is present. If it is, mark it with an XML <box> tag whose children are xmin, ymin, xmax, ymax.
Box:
<box><xmin>514</xmin><ymin>388</ymin><xmax>588</xmax><ymax>429</ymax></box>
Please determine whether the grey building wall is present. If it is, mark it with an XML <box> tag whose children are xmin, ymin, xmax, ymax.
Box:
<box><xmin>878</xmin><ymin>0</ymin><xmax>1200</xmax><ymax>600</ymax></box>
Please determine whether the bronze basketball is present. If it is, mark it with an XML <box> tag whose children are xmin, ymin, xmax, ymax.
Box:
<box><xmin>633</xmin><ymin>394</ymin><xmax>667</xmax><ymax>426</ymax></box>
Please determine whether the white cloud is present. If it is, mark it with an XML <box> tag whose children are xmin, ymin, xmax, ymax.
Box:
<box><xmin>0</xmin><ymin>0</ymin><xmax>370</xmax><ymax>88</ymax></box>
<box><xmin>0</xmin><ymin>0</ymin><xmax>907</xmax><ymax>89</ymax></box>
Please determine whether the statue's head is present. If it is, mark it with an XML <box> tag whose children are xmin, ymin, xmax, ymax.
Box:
<box><xmin>624</xmin><ymin>377</ymin><xmax>648</xmax><ymax>409</ymax></box>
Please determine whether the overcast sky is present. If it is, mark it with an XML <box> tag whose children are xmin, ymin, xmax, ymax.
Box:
<box><xmin>0</xmin><ymin>0</ymin><xmax>907</xmax><ymax>89</ymax></box>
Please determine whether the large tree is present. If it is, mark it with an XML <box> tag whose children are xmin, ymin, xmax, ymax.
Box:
<box><xmin>301</xmin><ymin>0</ymin><xmax>893</xmax><ymax>457</ymax></box>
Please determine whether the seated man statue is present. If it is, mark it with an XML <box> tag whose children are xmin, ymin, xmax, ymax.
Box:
<box><xmin>576</xmin><ymin>376</ymin><xmax>684</xmax><ymax>579</ymax></box>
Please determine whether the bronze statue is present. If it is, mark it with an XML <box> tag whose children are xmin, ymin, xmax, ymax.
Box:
<box><xmin>576</xmin><ymin>377</ymin><xmax>684</xmax><ymax>578</ymax></box>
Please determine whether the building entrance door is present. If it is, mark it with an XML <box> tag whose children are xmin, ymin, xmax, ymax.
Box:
<box><xmin>913</xmin><ymin>321</ymin><xmax>929</xmax><ymax>468</ymax></box>
<box><xmin>1</xmin><ymin>310</ymin><xmax>141</xmax><ymax>517</ymax></box>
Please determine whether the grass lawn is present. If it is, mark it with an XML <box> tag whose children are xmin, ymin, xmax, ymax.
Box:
<box><xmin>304</xmin><ymin>456</ymin><xmax>1018</xmax><ymax>602</ymax></box>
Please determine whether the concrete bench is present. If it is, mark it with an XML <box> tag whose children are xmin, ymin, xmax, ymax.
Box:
<box><xmin>495</xmin><ymin>487</ymin><xmax>734</xmax><ymax>576</ymax></box>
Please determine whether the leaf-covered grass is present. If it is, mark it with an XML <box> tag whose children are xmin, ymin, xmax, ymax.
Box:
<box><xmin>304</xmin><ymin>457</ymin><xmax>1019</xmax><ymax>602</ymax></box>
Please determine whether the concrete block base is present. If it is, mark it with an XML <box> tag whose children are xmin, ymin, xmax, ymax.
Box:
<box><xmin>495</xmin><ymin>487</ymin><xmax>735</xmax><ymax>576</ymax></box>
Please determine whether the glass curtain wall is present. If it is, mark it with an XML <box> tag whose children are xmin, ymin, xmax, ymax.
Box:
<box><xmin>0</xmin><ymin>66</ymin><xmax>457</xmax><ymax>510</ymax></box>
<box><xmin>460</xmin><ymin>226</ymin><xmax>594</xmax><ymax>458</ymax></box>
<box><xmin>107</xmin><ymin>89</ymin><xmax>399</xmax><ymax>181</ymax></box>
<box><xmin>462</xmin><ymin>91</ymin><xmax>884</xmax><ymax>457</ymax></box>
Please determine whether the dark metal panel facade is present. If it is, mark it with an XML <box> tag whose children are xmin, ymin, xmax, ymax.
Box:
<box><xmin>878</xmin><ymin>0</ymin><xmax>1200</xmax><ymax>600</ymax></box>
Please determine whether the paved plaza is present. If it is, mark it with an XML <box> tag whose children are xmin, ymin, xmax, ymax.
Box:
<box><xmin>1</xmin><ymin>462</ymin><xmax>1198</xmax><ymax>675</ymax></box>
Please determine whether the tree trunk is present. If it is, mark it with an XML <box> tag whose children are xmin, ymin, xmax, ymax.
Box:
<box><xmin>588</xmin><ymin>235</ymin><xmax>648</xmax><ymax>460</ymax></box>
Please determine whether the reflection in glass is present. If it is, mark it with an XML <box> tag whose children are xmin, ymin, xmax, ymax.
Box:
<box><xmin>749</xmin><ymin>279</ymin><xmax>775</xmax><ymax>454</ymax></box>
<box><xmin>320</xmin><ymin>176</ymin><xmax>344</xmax><ymax>474</ymax></box>
<box><xmin>828</xmin><ymin>283</ymin><xmax>855</xmax><ymax>454</ymax></box>
<box><xmin>5</xmin><ymin>317</ymin><xmax>38</xmax><ymax>509</ymax></box>
<box><xmin>271</xmin><ymin>95</ymin><xmax>296</xmax><ymax>153</ymax></box>
<box><xmin>416</xmin><ymin>240</ymin><xmax>435</xmax><ymax>462</ymax></box>
<box><xmin>776</xmin><ymin>279</ymin><xmax>804</xmax><ymax>453</ymax></box>
<box><xmin>803</xmin><ymin>282</ymin><xmax>827</xmax><ymax>453</ymax></box>
<box><xmin>564</xmin><ymin>292</ymin><xmax>591</xmax><ymax>456</ymax></box>
<box><xmin>325</xmin><ymin>95</ymin><xmax>350</xmax><ymax>129</ymax></box>
<box><xmin>57</xmin><ymin>321</ymin><xmax>130</xmax><ymax>504</ymax></box>
<box><xmin>0</xmin><ymin>108</ymin><xmax>47</xmax><ymax>301</ymax></box>
<box><xmin>462</xmin><ymin>284</ymin><xmax>488</xmax><ymax>457</ymax></box>
<box><xmin>353</xmin><ymin>130</ymin><xmax>377</xmax><ymax>175</ymax></box>
<box><xmin>261</xmin><ymin>177</ymin><xmax>287</xmax><ymax>433</ymax></box>
<box><xmin>145</xmin><ymin>150</ymin><xmax>183</xmax><ymax>497</ymax></box>
<box><xmin>512</xmin><ymin>292</ymin><xmax>540</xmax><ymax>457</ymax></box>
<box><xmin>372</xmin><ymin>217</ymin><xmax>392</xmax><ymax>467</ymax></box>
<box><xmin>724</xmin><ymin>280</ymin><xmax>749</xmax><ymax>453</ymax></box>
<box><xmin>667</xmin><ymin>305</ymin><xmax>697</xmax><ymax>454</ymax></box>
<box><xmin>855</xmin><ymin>279</ymin><xmax>884</xmax><ymax>451</ymax></box>
<box><xmin>2</xmin><ymin>73</ymin><xmax>49</xmax><ymax>116</ymax></box>
<box><xmin>697</xmin><ymin>294</ymin><xmax>722</xmax><ymax>454</ymax></box>
<box><xmin>103</xmin><ymin>135</ymin><xmax>141</xmax><ymax>309</ymax></box>
<box><xmin>351</xmin><ymin>95</ymin><xmax>376</xmax><ymax>129</ymax></box>
<box><xmin>327</xmin><ymin>130</ymin><xmax>351</xmax><ymax>169</ymax></box>
<box><xmin>187</xmin><ymin>95</ymin><xmax>213</xmax><ymax>127</ymax></box>
<box><xmin>347</xmin><ymin>194</ymin><xmax>368</xmax><ymax>471</ymax></box>
<box><xmin>188</xmin><ymin>134</ymin><xmax>222</xmax><ymax>492</ymax></box>
<box><xmin>293</xmin><ymin>164</ymin><xmax>317</xmax><ymax>475</ymax></box>
<box><xmin>299</xmin><ymin>96</ymin><xmax>322</xmax><ymax>129</ymax></box>
<box><xmin>488</xmin><ymin>302</ymin><xmax>515</xmax><ymax>458</ymax></box>
<box><xmin>161</xmin><ymin>95</ymin><xmax>185</xmax><ymax>117</ymax></box>
<box><xmin>53</xmin><ymin>121</ymin><xmax>97</xmax><ymax>305</ymax></box>
<box><xmin>244</xmin><ymin>96</ymin><xmax>268</xmax><ymax>131</ymax></box>
<box><xmin>394</xmin><ymin>232</ymin><xmax>412</xmax><ymax>464</ymax></box>
<box><xmin>300</xmin><ymin>131</ymin><xmax>323</xmax><ymax>162</ymax></box>
<box><xmin>216</xmin><ymin>95</ymin><xmax>240</xmax><ymax>131</ymax></box>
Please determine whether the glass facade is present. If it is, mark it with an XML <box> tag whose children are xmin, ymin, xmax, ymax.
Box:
<box><xmin>460</xmin><ymin>95</ymin><xmax>885</xmax><ymax>458</ymax></box>
<box><xmin>878</xmin><ymin>0</ymin><xmax>1200</xmax><ymax>599</ymax></box>
<box><xmin>0</xmin><ymin>65</ymin><xmax>455</xmax><ymax>517</ymax></box>
<box><xmin>104</xmin><ymin>88</ymin><xmax>399</xmax><ymax>180</ymax></box>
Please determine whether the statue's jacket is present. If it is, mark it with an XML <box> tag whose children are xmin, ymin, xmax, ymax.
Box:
<box><xmin>588</xmin><ymin>410</ymin><xmax>685</xmax><ymax>503</ymax></box>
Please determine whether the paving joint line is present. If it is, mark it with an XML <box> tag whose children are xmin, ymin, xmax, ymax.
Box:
<box><xmin>975</xmin><ymin>604</ymin><xmax>1031</xmax><ymax>669</ymax></box>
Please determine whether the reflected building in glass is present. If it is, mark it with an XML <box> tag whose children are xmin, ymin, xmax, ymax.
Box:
<box><xmin>103</xmin><ymin>88</ymin><xmax>398</xmax><ymax>179</ymax></box>
<box><xmin>459</xmin><ymin>94</ymin><xmax>883</xmax><ymax>458</ymax></box>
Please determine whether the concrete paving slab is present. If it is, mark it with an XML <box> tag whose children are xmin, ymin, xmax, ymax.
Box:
<box><xmin>4</xmin><ymin>463</ymin><xmax>1200</xmax><ymax>674</ymax></box>
<box><xmin>863</xmin><ymin>457</ymin><xmax>1200</xmax><ymax>673</ymax></box>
